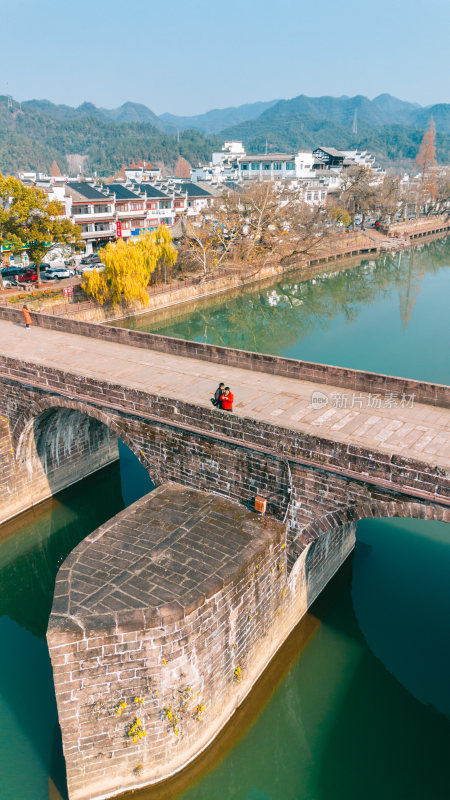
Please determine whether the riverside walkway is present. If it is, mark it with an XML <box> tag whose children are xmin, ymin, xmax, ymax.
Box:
<box><xmin>1</xmin><ymin>318</ymin><xmax>449</xmax><ymax>469</ymax></box>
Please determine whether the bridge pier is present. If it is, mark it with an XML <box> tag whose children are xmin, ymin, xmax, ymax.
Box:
<box><xmin>47</xmin><ymin>484</ymin><xmax>449</xmax><ymax>800</ymax></box>
<box><xmin>46</xmin><ymin>483</ymin><xmax>355</xmax><ymax>800</ymax></box>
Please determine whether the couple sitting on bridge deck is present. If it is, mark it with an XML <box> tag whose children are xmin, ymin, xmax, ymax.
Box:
<box><xmin>211</xmin><ymin>382</ymin><xmax>234</xmax><ymax>412</ymax></box>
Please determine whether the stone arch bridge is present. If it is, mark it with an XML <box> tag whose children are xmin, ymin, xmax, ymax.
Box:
<box><xmin>0</xmin><ymin>307</ymin><xmax>448</xmax><ymax>800</ymax></box>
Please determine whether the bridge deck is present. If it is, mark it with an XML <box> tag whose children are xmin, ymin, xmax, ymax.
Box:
<box><xmin>1</xmin><ymin>319</ymin><xmax>449</xmax><ymax>468</ymax></box>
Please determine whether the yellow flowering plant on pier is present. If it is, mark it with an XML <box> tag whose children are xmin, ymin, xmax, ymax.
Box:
<box><xmin>127</xmin><ymin>717</ymin><xmax>147</xmax><ymax>744</ymax></box>
<box><xmin>114</xmin><ymin>700</ymin><xmax>127</xmax><ymax>717</ymax></box>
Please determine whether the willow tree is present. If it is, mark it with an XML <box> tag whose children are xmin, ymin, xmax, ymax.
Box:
<box><xmin>82</xmin><ymin>227</ymin><xmax>177</xmax><ymax>306</ymax></box>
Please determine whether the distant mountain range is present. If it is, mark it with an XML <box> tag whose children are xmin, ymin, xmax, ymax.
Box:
<box><xmin>22</xmin><ymin>98</ymin><xmax>280</xmax><ymax>133</ymax></box>
<box><xmin>159</xmin><ymin>100</ymin><xmax>280</xmax><ymax>133</ymax></box>
<box><xmin>1</xmin><ymin>93</ymin><xmax>449</xmax><ymax>174</ymax></box>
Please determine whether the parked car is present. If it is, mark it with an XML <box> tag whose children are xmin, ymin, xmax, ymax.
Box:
<box><xmin>1</xmin><ymin>266</ymin><xmax>37</xmax><ymax>283</ymax></box>
<box><xmin>16</xmin><ymin>269</ymin><xmax>38</xmax><ymax>283</ymax></box>
<box><xmin>2</xmin><ymin>266</ymin><xmax>24</xmax><ymax>279</ymax></box>
<box><xmin>80</xmin><ymin>254</ymin><xmax>102</xmax><ymax>265</ymax></box>
<box><xmin>41</xmin><ymin>267</ymin><xmax>74</xmax><ymax>280</ymax></box>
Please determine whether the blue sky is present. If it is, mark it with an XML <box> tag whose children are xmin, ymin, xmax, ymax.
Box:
<box><xmin>2</xmin><ymin>0</ymin><xmax>449</xmax><ymax>113</ymax></box>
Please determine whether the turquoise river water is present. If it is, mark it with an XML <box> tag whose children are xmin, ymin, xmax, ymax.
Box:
<box><xmin>0</xmin><ymin>238</ymin><xmax>449</xmax><ymax>800</ymax></box>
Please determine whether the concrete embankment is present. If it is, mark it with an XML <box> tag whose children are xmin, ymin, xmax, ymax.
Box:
<box><xmin>65</xmin><ymin>217</ymin><xmax>450</xmax><ymax>323</ymax></box>
<box><xmin>2</xmin><ymin>216</ymin><xmax>448</xmax><ymax>325</ymax></box>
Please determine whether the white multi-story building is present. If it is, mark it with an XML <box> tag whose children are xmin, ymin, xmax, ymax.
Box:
<box><xmin>65</xmin><ymin>182</ymin><xmax>116</xmax><ymax>252</ymax></box>
<box><xmin>237</xmin><ymin>151</ymin><xmax>315</xmax><ymax>181</ymax></box>
<box><xmin>212</xmin><ymin>141</ymin><xmax>246</xmax><ymax>167</ymax></box>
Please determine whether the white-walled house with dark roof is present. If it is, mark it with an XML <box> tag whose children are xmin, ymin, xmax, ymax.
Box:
<box><xmin>105</xmin><ymin>184</ymin><xmax>147</xmax><ymax>239</ymax></box>
<box><xmin>65</xmin><ymin>182</ymin><xmax>116</xmax><ymax>252</ymax></box>
<box><xmin>15</xmin><ymin>172</ymin><xmax>214</xmax><ymax>253</ymax></box>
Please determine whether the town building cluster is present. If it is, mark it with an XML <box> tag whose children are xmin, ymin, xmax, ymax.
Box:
<box><xmin>191</xmin><ymin>141</ymin><xmax>384</xmax><ymax>204</ymax></box>
<box><xmin>17</xmin><ymin>169</ymin><xmax>213</xmax><ymax>253</ymax></box>
<box><xmin>15</xmin><ymin>142</ymin><xmax>384</xmax><ymax>254</ymax></box>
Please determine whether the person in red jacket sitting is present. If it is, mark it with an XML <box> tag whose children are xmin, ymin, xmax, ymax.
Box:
<box><xmin>220</xmin><ymin>386</ymin><xmax>234</xmax><ymax>411</ymax></box>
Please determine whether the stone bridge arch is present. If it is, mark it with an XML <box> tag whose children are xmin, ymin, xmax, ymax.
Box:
<box><xmin>14</xmin><ymin>396</ymin><xmax>143</xmax><ymax>470</ymax></box>
<box><xmin>3</xmin><ymin>396</ymin><xmax>163</xmax><ymax>523</ymax></box>
<box><xmin>288</xmin><ymin>498</ymin><xmax>450</xmax><ymax>609</ymax></box>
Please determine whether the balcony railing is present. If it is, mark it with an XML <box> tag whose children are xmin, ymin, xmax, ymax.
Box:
<box><xmin>81</xmin><ymin>226</ymin><xmax>115</xmax><ymax>239</ymax></box>
<box><xmin>73</xmin><ymin>211</ymin><xmax>114</xmax><ymax>222</ymax></box>
<box><xmin>116</xmin><ymin>208</ymin><xmax>146</xmax><ymax>217</ymax></box>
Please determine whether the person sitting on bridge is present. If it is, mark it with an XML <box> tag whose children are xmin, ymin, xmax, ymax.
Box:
<box><xmin>211</xmin><ymin>382</ymin><xmax>225</xmax><ymax>408</ymax></box>
<box><xmin>220</xmin><ymin>387</ymin><xmax>234</xmax><ymax>412</ymax></box>
<box><xmin>22</xmin><ymin>305</ymin><xmax>32</xmax><ymax>330</ymax></box>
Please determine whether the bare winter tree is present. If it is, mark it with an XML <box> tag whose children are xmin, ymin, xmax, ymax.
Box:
<box><xmin>373</xmin><ymin>175</ymin><xmax>402</xmax><ymax>225</ymax></box>
<box><xmin>430</xmin><ymin>169</ymin><xmax>450</xmax><ymax>215</ymax></box>
<box><xmin>337</xmin><ymin>166</ymin><xmax>379</xmax><ymax>228</ymax></box>
<box><xmin>399</xmin><ymin>179</ymin><xmax>421</xmax><ymax>220</ymax></box>
<box><xmin>179</xmin><ymin>182</ymin><xmax>340</xmax><ymax>279</ymax></box>
<box><xmin>179</xmin><ymin>212</ymin><xmax>236</xmax><ymax>280</ymax></box>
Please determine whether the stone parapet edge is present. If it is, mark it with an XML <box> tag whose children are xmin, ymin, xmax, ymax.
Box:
<box><xmin>0</xmin><ymin>357</ymin><xmax>448</xmax><ymax>507</ymax></box>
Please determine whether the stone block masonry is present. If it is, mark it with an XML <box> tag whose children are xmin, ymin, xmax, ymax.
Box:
<box><xmin>48</xmin><ymin>485</ymin><xmax>288</xmax><ymax>800</ymax></box>
<box><xmin>0</xmin><ymin>393</ymin><xmax>118</xmax><ymax>522</ymax></box>
<box><xmin>48</xmin><ymin>486</ymin><xmax>449</xmax><ymax>800</ymax></box>
<box><xmin>0</xmin><ymin>351</ymin><xmax>448</xmax><ymax>530</ymax></box>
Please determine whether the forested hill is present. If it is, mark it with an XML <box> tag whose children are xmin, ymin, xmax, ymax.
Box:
<box><xmin>1</xmin><ymin>92</ymin><xmax>449</xmax><ymax>174</ymax></box>
<box><xmin>221</xmin><ymin>94</ymin><xmax>450</xmax><ymax>165</ymax></box>
<box><xmin>0</xmin><ymin>98</ymin><xmax>220</xmax><ymax>175</ymax></box>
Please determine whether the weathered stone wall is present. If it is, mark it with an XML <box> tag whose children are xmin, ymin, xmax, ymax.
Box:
<box><xmin>1</xmin><ymin>305</ymin><xmax>448</xmax><ymax>407</ymax></box>
<box><xmin>0</xmin><ymin>356</ymin><xmax>447</xmax><ymax>527</ymax></box>
<box><xmin>45</xmin><ymin>485</ymin><xmax>339</xmax><ymax>800</ymax></box>
<box><xmin>47</xmin><ymin>488</ymin><xmax>449</xmax><ymax>800</ymax></box>
<box><xmin>0</xmin><ymin>388</ymin><xmax>118</xmax><ymax>522</ymax></box>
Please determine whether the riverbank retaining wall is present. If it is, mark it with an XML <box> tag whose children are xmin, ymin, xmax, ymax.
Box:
<box><xmin>62</xmin><ymin>248</ymin><xmax>377</xmax><ymax>324</ymax></box>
